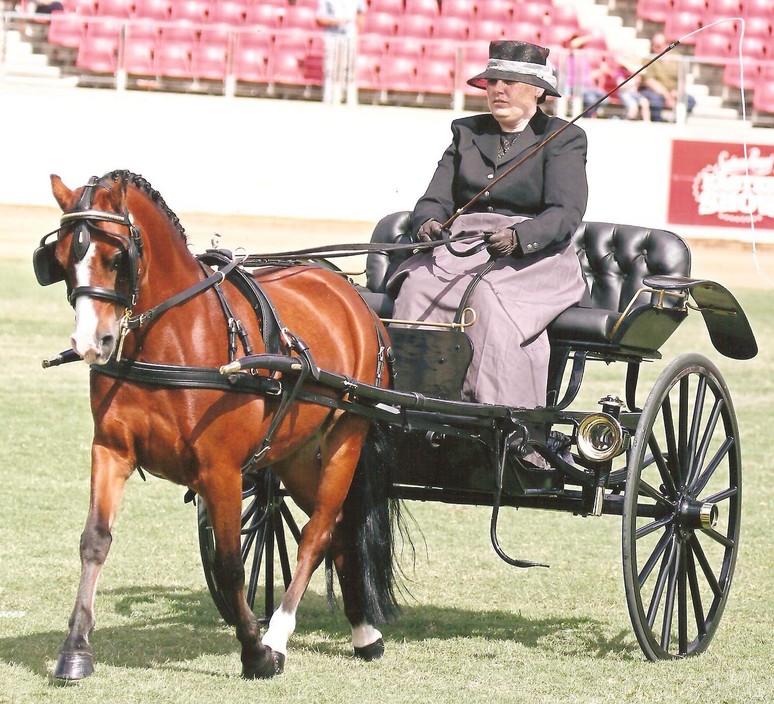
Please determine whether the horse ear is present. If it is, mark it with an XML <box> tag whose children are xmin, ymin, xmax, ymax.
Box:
<box><xmin>51</xmin><ymin>174</ymin><xmax>75</xmax><ymax>212</ymax></box>
<box><xmin>107</xmin><ymin>174</ymin><xmax>127</xmax><ymax>212</ymax></box>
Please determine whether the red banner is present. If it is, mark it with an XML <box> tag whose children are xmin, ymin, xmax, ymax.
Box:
<box><xmin>669</xmin><ymin>140</ymin><xmax>774</xmax><ymax>229</ymax></box>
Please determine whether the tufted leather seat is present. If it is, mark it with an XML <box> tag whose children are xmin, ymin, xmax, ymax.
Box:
<box><xmin>363</xmin><ymin>213</ymin><xmax>691</xmax><ymax>345</ymax></box>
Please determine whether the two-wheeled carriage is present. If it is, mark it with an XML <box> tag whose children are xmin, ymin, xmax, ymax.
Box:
<box><xmin>36</xmin><ymin>173</ymin><xmax>756</xmax><ymax>679</ymax></box>
<box><xmin>198</xmin><ymin>211</ymin><xmax>757</xmax><ymax>662</ymax></box>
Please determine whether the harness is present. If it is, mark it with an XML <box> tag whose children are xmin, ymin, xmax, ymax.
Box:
<box><xmin>37</xmin><ymin>177</ymin><xmax>394</xmax><ymax>473</ymax></box>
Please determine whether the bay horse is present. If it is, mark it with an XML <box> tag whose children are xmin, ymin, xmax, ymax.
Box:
<box><xmin>35</xmin><ymin>170</ymin><xmax>401</xmax><ymax>680</ymax></box>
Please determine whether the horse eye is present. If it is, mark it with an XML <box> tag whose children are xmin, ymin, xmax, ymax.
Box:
<box><xmin>110</xmin><ymin>253</ymin><xmax>122</xmax><ymax>271</ymax></box>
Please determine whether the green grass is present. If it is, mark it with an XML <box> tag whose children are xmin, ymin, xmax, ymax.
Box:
<box><xmin>1</xmin><ymin>258</ymin><xmax>772</xmax><ymax>704</ymax></box>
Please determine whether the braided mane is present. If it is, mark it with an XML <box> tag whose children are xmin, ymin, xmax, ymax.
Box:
<box><xmin>105</xmin><ymin>169</ymin><xmax>187</xmax><ymax>242</ymax></box>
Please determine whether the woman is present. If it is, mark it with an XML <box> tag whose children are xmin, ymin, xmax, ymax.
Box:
<box><xmin>387</xmin><ymin>40</ymin><xmax>588</xmax><ymax>413</ymax></box>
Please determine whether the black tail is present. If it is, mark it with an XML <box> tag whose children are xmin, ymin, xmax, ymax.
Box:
<box><xmin>337</xmin><ymin>419</ymin><xmax>406</xmax><ymax>625</ymax></box>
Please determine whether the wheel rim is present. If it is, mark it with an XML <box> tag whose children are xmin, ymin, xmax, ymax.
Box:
<box><xmin>623</xmin><ymin>354</ymin><xmax>741</xmax><ymax>660</ymax></box>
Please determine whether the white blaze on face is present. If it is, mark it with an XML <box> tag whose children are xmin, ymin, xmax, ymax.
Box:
<box><xmin>69</xmin><ymin>246</ymin><xmax>114</xmax><ymax>364</ymax></box>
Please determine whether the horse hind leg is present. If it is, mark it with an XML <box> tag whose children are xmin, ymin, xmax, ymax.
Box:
<box><xmin>332</xmin><ymin>419</ymin><xmax>401</xmax><ymax>661</ymax></box>
<box><xmin>54</xmin><ymin>448</ymin><xmax>130</xmax><ymax>681</ymax></box>
<box><xmin>201</xmin><ymin>474</ymin><xmax>282</xmax><ymax>679</ymax></box>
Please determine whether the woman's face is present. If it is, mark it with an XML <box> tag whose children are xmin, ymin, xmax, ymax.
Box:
<box><xmin>486</xmin><ymin>79</ymin><xmax>543</xmax><ymax>129</ymax></box>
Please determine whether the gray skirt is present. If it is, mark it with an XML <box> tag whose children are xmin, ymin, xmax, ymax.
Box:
<box><xmin>387</xmin><ymin>213</ymin><xmax>587</xmax><ymax>408</ymax></box>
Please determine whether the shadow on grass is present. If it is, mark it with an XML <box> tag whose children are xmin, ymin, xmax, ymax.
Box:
<box><xmin>0</xmin><ymin>583</ymin><xmax>639</xmax><ymax>681</ymax></box>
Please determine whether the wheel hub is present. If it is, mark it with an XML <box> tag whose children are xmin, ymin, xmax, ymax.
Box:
<box><xmin>678</xmin><ymin>496</ymin><xmax>719</xmax><ymax>531</ymax></box>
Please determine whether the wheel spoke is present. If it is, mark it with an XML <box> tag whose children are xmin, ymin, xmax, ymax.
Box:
<box><xmin>685</xmin><ymin>376</ymin><xmax>708</xmax><ymax>486</ymax></box>
<box><xmin>648</xmin><ymin>437</ymin><xmax>677</xmax><ymax>499</ymax></box>
<box><xmin>689</xmin><ymin>534</ymin><xmax>723</xmax><ymax>598</ymax></box>
<box><xmin>647</xmin><ymin>535</ymin><xmax>678</xmax><ymax>628</ymax></box>
<box><xmin>678</xmin><ymin>376</ymin><xmax>690</xmax><ymax>486</ymax></box>
<box><xmin>637</xmin><ymin>479</ymin><xmax>673</xmax><ymax>508</ymax></box>
<box><xmin>677</xmin><ymin>542</ymin><xmax>688</xmax><ymax>654</ymax></box>
<box><xmin>689</xmin><ymin>397</ymin><xmax>723</xmax><ymax>488</ymax></box>
<box><xmin>246</xmin><ymin>523</ymin><xmax>268</xmax><ymax>608</ymax></box>
<box><xmin>686</xmin><ymin>547</ymin><xmax>707</xmax><ymax>638</ymax></box>
<box><xmin>702</xmin><ymin>526</ymin><xmax>735</xmax><ymax>549</ymax></box>
<box><xmin>693</xmin><ymin>437</ymin><xmax>734</xmax><ymax>497</ymax></box>
<box><xmin>660</xmin><ymin>540</ymin><xmax>682</xmax><ymax>651</ymax></box>
<box><xmin>705</xmin><ymin>485</ymin><xmax>738</xmax><ymax>504</ymax></box>
<box><xmin>638</xmin><ymin>526</ymin><xmax>674</xmax><ymax>588</ymax></box>
<box><xmin>636</xmin><ymin>514</ymin><xmax>673</xmax><ymax>541</ymax></box>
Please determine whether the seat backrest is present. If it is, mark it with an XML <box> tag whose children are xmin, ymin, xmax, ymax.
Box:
<box><xmin>366</xmin><ymin>214</ymin><xmax>692</xmax><ymax>313</ymax></box>
<box><xmin>571</xmin><ymin>222</ymin><xmax>691</xmax><ymax>312</ymax></box>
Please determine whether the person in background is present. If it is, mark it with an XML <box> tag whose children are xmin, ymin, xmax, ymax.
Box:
<box><xmin>638</xmin><ymin>32</ymin><xmax>696</xmax><ymax>122</ymax></box>
<box><xmin>387</xmin><ymin>40</ymin><xmax>589</xmax><ymax>468</ymax></box>
<box><xmin>582</xmin><ymin>54</ymin><xmax>649</xmax><ymax>120</ymax></box>
<box><xmin>316</xmin><ymin>0</ymin><xmax>365</xmax><ymax>105</ymax></box>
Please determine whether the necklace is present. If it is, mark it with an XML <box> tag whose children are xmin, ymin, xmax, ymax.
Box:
<box><xmin>497</xmin><ymin>131</ymin><xmax>521</xmax><ymax>161</ymax></box>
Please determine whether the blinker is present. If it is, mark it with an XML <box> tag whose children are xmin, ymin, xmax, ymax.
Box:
<box><xmin>73</xmin><ymin>224</ymin><xmax>91</xmax><ymax>261</ymax></box>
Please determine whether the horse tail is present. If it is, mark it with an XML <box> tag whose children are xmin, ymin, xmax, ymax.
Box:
<box><xmin>337</xmin><ymin>418</ymin><xmax>406</xmax><ymax>625</ymax></box>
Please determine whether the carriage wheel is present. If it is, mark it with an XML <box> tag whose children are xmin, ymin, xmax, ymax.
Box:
<box><xmin>622</xmin><ymin>353</ymin><xmax>742</xmax><ymax>660</ymax></box>
<box><xmin>198</xmin><ymin>469</ymin><xmax>301</xmax><ymax>625</ymax></box>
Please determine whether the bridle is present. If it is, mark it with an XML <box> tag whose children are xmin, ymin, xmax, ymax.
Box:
<box><xmin>33</xmin><ymin>175</ymin><xmax>144</xmax><ymax>309</ymax></box>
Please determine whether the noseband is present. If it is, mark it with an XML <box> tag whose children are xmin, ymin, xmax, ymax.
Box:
<box><xmin>33</xmin><ymin>176</ymin><xmax>144</xmax><ymax>309</ymax></box>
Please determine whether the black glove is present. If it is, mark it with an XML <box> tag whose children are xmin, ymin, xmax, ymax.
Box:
<box><xmin>415</xmin><ymin>219</ymin><xmax>444</xmax><ymax>243</ymax></box>
<box><xmin>484</xmin><ymin>227</ymin><xmax>518</xmax><ymax>258</ymax></box>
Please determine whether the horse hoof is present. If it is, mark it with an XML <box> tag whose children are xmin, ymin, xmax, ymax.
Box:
<box><xmin>53</xmin><ymin>651</ymin><xmax>94</xmax><ymax>681</ymax></box>
<box><xmin>354</xmin><ymin>637</ymin><xmax>385</xmax><ymax>662</ymax></box>
<box><xmin>242</xmin><ymin>648</ymin><xmax>285</xmax><ymax>679</ymax></box>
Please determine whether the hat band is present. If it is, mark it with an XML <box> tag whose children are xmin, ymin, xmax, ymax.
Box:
<box><xmin>486</xmin><ymin>58</ymin><xmax>557</xmax><ymax>90</ymax></box>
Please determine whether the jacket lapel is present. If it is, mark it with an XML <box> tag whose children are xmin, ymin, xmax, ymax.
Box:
<box><xmin>469</xmin><ymin>109</ymin><xmax>551</xmax><ymax>167</ymax></box>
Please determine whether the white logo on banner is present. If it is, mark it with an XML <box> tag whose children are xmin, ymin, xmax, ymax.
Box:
<box><xmin>692</xmin><ymin>148</ymin><xmax>774</xmax><ymax>223</ymax></box>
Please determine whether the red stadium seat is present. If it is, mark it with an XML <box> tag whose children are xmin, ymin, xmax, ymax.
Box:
<box><xmin>94</xmin><ymin>0</ymin><xmax>133</xmax><ymax>18</ymax></box>
<box><xmin>694</xmin><ymin>31</ymin><xmax>735</xmax><ymax>63</ymax></box>
<box><xmin>378</xmin><ymin>55</ymin><xmax>418</xmax><ymax>92</ymax></box>
<box><xmin>47</xmin><ymin>13</ymin><xmax>88</xmax><ymax>47</ymax></box>
<box><xmin>158</xmin><ymin>24</ymin><xmax>199</xmax><ymax>45</ymax></box>
<box><xmin>210</xmin><ymin>1</ymin><xmax>248</xmax><ymax>26</ymax></box>
<box><xmin>355</xmin><ymin>52</ymin><xmax>381</xmax><ymax>91</ymax></box>
<box><xmin>541</xmin><ymin>24</ymin><xmax>580</xmax><ymax>51</ymax></box>
<box><xmin>362</xmin><ymin>12</ymin><xmax>397</xmax><ymax>36</ymax></box>
<box><xmin>359</xmin><ymin>33</ymin><xmax>388</xmax><ymax>56</ymax></box>
<box><xmin>705</xmin><ymin>0</ymin><xmax>742</xmax><ymax>17</ymax></box>
<box><xmin>415</xmin><ymin>57</ymin><xmax>456</xmax><ymax>94</ymax></box>
<box><xmin>387</xmin><ymin>36</ymin><xmax>425</xmax><ymax>57</ymax></box>
<box><xmin>134</xmin><ymin>0</ymin><xmax>172</xmax><ymax>22</ymax></box>
<box><xmin>122</xmin><ymin>38</ymin><xmax>155</xmax><ymax>75</ymax></box>
<box><xmin>743</xmin><ymin>0</ymin><xmax>774</xmax><ymax>19</ymax></box>
<box><xmin>752</xmin><ymin>73</ymin><xmax>774</xmax><ymax>116</ymax></box>
<box><xmin>191</xmin><ymin>42</ymin><xmax>229</xmax><ymax>80</ymax></box>
<box><xmin>469</xmin><ymin>19</ymin><xmax>507</xmax><ymax>41</ymax></box>
<box><xmin>199</xmin><ymin>24</ymin><xmax>233</xmax><ymax>48</ymax></box>
<box><xmin>432</xmin><ymin>15</ymin><xmax>469</xmax><ymax>41</ymax></box>
<box><xmin>234</xmin><ymin>45</ymin><xmax>270</xmax><ymax>83</ymax></box>
<box><xmin>268</xmin><ymin>50</ymin><xmax>307</xmax><ymax>86</ymax></box>
<box><xmin>440</xmin><ymin>0</ymin><xmax>476</xmax><ymax>21</ymax></box>
<box><xmin>396</xmin><ymin>14</ymin><xmax>435</xmax><ymax>38</ymax></box>
<box><xmin>516</xmin><ymin>3</ymin><xmax>550</xmax><ymax>27</ymax></box>
<box><xmin>477</xmin><ymin>0</ymin><xmax>515</xmax><ymax>23</ymax></box>
<box><xmin>405</xmin><ymin>0</ymin><xmax>441</xmax><ymax>18</ymax></box>
<box><xmin>153</xmin><ymin>41</ymin><xmax>193</xmax><ymax>78</ymax></box>
<box><xmin>663</xmin><ymin>11</ymin><xmax>704</xmax><ymax>43</ymax></box>
<box><xmin>85</xmin><ymin>16</ymin><xmax>126</xmax><ymax>41</ymax></box>
<box><xmin>672</xmin><ymin>0</ymin><xmax>709</xmax><ymax>13</ymax></box>
<box><xmin>741</xmin><ymin>17</ymin><xmax>773</xmax><ymax>38</ymax></box>
<box><xmin>369</xmin><ymin>0</ymin><xmax>404</xmax><ymax>15</ymax></box>
<box><xmin>76</xmin><ymin>36</ymin><xmax>118</xmax><ymax>73</ymax></box>
<box><xmin>281</xmin><ymin>6</ymin><xmax>317</xmax><ymax>31</ymax></box>
<box><xmin>171</xmin><ymin>1</ymin><xmax>210</xmax><ymax>24</ymax></box>
<box><xmin>68</xmin><ymin>0</ymin><xmax>97</xmax><ymax>15</ymax></box>
<box><xmin>636</xmin><ymin>0</ymin><xmax>672</xmax><ymax>24</ymax></box>
<box><xmin>548</xmin><ymin>4</ymin><xmax>580</xmax><ymax>28</ymax></box>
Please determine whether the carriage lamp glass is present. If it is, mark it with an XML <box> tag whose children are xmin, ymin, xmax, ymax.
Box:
<box><xmin>576</xmin><ymin>412</ymin><xmax>624</xmax><ymax>462</ymax></box>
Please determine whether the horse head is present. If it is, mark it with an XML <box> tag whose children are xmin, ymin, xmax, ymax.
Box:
<box><xmin>39</xmin><ymin>173</ymin><xmax>143</xmax><ymax>365</ymax></box>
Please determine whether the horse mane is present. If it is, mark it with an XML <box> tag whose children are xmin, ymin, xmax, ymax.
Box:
<box><xmin>104</xmin><ymin>169</ymin><xmax>187</xmax><ymax>242</ymax></box>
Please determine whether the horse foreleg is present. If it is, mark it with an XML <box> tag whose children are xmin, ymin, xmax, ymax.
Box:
<box><xmin>54</xmin><ymin>446</ymin><xmax>129</xmax><ymax>681</ymax></box>
<box><xmin>202</xmin><ymin>474</ymin><xmax>281</xmax><ymax>679</ymax></box>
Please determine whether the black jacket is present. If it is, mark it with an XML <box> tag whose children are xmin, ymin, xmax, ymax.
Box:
<box><xmin>410</xmin><ymin>109</ymin><xmax>588</xmax><ymax>256</ymax></box>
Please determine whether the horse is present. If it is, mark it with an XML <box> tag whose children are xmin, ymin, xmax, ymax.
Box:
<box><xmin>35</xmin><ymin>170</ymin><xmax>401</xmax><ymax>680</ymax></box>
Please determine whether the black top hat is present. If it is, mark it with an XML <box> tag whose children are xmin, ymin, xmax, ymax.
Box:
<box><xmin>467</xmin><ymin>40</ymin><xmax>561</xmax><ymax>98</ymax></box>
